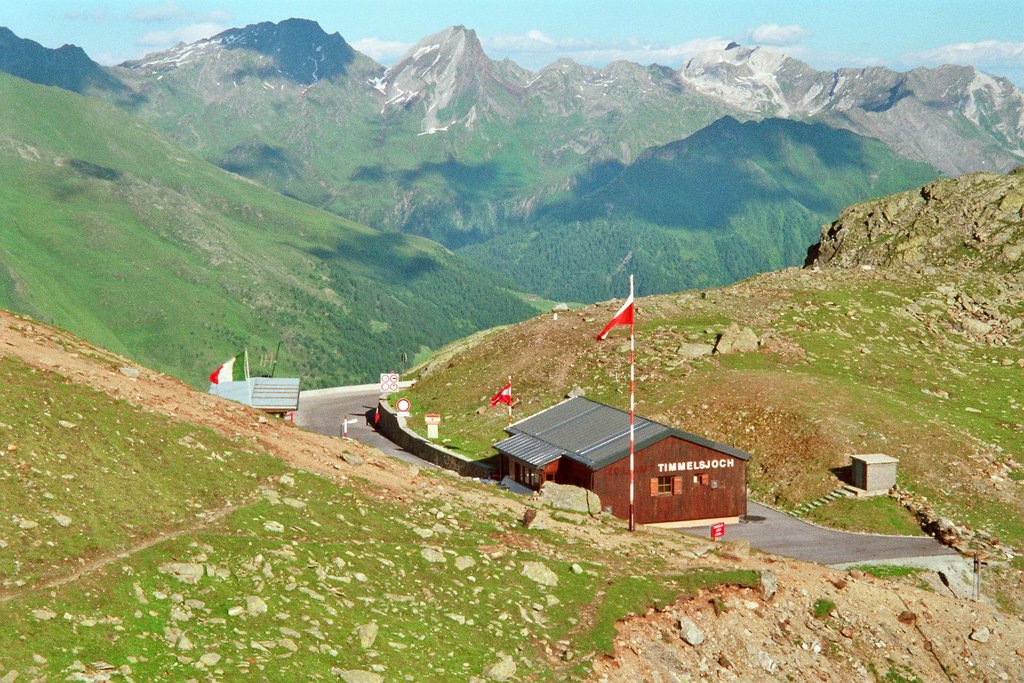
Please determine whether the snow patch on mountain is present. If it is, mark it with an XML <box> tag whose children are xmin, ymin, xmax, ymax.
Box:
<box><xmin>679</xmin><ymin>45</ymin><xmax>793</xmax><ymax>116</ymax></box>
<box><xmin>371</xmin><ymin>26</ymin><xmax>491</xmax><ymax>135</ymax></box>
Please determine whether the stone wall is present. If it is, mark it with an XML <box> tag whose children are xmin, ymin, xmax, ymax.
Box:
<box><xmin>375</xmin><ymin>398</ymin><xmax>493</xmax><ymax>479</ymax></box>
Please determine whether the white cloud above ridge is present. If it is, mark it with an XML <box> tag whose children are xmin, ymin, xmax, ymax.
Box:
<box><xmin>351</xmin><ymin>37</ymin><xmax>415</xmax><ymax>63</ymax></box>
<box><xmin>745</xmin><ymin>23</ymin><xmax>810</xmax><ymax>47</ymax></box>
<box><xmin>130</xmin><ymin>2</ymin><xmax>189</xmax><ymax>22</ymax></box>
<box><xmin>137</xmin><ymin>22</ymin><xmax>226</xmax><ymax>48</ymax></box>
<box><xmin>905</xmin><ymin>40</ymin><xmax>1024</xmax><ymax>69</ymax></box>
<box><xmin>483</xmin><ymin>30</ymin><xmax>729</xmax><ymax>69</ymax></box>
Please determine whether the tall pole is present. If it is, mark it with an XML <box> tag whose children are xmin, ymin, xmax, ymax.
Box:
<box><xmin>628</xmin><ymin>274</ymin><xmax>635</xmax><ymax>532</ymax></box>
<box><xmin>508</xmin><ymin>375</ymin><xmax>513</xmax><ymax>426</ymax></box>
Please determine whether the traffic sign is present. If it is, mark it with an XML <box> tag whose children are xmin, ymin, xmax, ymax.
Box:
<box><xmin>711</xmin><ymin>522</ymin><xmax>725</xmax><ymax>540</ymax></box>
<box><xmin>380</xmin><ymin>371</ymin><xmax>400</xmax><ymax>394</ymax></box>
<box><xmin>395</xmin><ymin>397</ymin><xmax>411</xmax><ymax>416</ymax></box>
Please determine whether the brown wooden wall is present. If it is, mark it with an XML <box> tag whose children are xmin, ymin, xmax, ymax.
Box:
<box><xmin>500</xmin><ymin>454</ymin><xmax>563</xmax><ymax>491</ymax></box>
<box><xmin>583</xmin><ymin>436</ymin><xmax>747</xmax><ymax>524</ymax></box>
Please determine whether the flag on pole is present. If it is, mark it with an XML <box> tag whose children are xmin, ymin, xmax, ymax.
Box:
<box><xmin>595</xmin><ymin>274</ymin><xmax>637</xmax><ymax>531</ymax></box>
<box><xmin>490</xmin><ymin>382</ymin><xmax>513</xmax><ymax>408</ymax></box>
<box><xmin>596</xmin><ymin>289</ymin><xmax>635</xmax><ymax>340</ymax></box>
<box><xmin>209</xmin><ymin>350</ymin><xmax>249</xmax><ymax>384</ymax></box>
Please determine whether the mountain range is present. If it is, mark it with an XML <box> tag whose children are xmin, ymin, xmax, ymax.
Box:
<box><xmin>1</xmin><ymin>18</ymin><xmax>1023</xmax><ymax>378</ymax></box>
<box><xmin>103</xmin><ymin>20</ymin><xmax>1022</xmax><ymax>298</ymax></box>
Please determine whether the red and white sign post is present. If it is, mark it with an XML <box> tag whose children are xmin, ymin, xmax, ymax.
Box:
<box><xmin>395</xmin><ymin>397</ymin><xmax>411</xmax><ymax>417</ymax></box>
<box><xmin>711</xmin><ymin>522</ymin><xmax>726</xmax><ymax>540</ymax></box>
<box><xmin>424</xmin><ymin>413</ymin><xmax>441</xmax><ymax>439</ymax></box>
<box><xmin>341</xmin><ymin>415</ymin><xmax>359</xmax><ymax>438</ymax></box>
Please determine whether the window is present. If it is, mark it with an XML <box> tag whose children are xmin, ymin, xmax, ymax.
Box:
<box><xmin>651</xmin><ymin>476</ymin><xmax>673</xmax><ymax>496</ymax></box>
<box><xmin>652</xmin><ymin>476</ymin><xmax>683</xmax><ymax>496</ymax></box>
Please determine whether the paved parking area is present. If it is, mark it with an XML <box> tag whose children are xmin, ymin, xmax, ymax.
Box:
<box><xmin>681</xmin><ymin>502</ymin><xmax>958</xmax><ymax>566</ymax></box>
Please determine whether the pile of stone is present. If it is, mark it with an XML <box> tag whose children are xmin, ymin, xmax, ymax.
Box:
<box><xmin>890</xmin><ymin>487</ymin><xmax>1017</xmax><ymax>561</ymax></box>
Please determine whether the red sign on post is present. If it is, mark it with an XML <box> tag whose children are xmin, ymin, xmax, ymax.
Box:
<box><xmin>711</xmin><ymin>522</ymin><xmax>725</xmax><ymax>540</ymax></box>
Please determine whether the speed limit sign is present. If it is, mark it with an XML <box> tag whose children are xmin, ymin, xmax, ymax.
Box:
<box><xmin>395</xmin><ymin>397</ymin><xmax>411</xmax><ymax>416</ymax></box>
<box><xmin>380</xmin><ymin>371</ymin><xmax>399</xmax><ymax>393</ymax></box>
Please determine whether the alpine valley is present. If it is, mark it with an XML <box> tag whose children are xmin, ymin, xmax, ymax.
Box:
<box><xmin>1</xmin><ymin>18</ymin><xmax>1023</xmax><ymax>381</ymax></box>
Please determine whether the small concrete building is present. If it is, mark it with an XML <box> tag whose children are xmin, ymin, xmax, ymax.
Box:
<box><xmin>209</xmin><ymin>377</ymin><xmax>300</xmax><ymax>414</ymax></box>
<box><xmin>494</xmin><ymin>397</ymin><xmax>749</xmax><ymax>527</ymax></box>
<box><xmin>850</xmin><ymin>453</ymin><xmax>898</xmax><ymax>495</ymax></box>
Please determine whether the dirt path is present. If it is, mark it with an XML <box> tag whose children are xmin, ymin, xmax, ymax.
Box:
<box><xmin>0</xmin><ymin>497</ymin><xmax>250</xmax><ymax>605</ymax></box>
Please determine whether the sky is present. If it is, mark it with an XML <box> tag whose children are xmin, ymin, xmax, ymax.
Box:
<box><xmin>5</xmin><ymin>1</ymin><xmax>1024</xmax><ymax>85</ymax></box>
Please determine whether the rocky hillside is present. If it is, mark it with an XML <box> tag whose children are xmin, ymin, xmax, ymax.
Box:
<box><xmin>1</xmin><ymin>311</ymin><xmax>1022</xmax><ymax>682</ymax></box>
<box><xmin>809</xmin><ymin>168</ymin><xmax>1024</xmax><ymax>270</ymax></box>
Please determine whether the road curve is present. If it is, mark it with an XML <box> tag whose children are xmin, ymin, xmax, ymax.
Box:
<box><xmin>294</xmin><ymin>387</ymin><xmax>439</xmax><ymax>470</ymax></box>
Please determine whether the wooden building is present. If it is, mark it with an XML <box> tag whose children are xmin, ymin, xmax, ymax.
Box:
<box><xmin>495</xmin><ymin>397</ymin><xmax>749</xmax><ymax>527</ymax></box>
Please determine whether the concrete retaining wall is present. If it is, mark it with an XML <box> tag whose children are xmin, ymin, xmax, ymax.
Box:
<box><xmin>375</xmin><ymin>398</ymin><xmax>493</xmax><ymax>479</ymax></box>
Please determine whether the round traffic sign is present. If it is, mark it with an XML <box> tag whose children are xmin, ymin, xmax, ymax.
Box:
<box><xmin>395</xmin><ymin>397</ymin><xmax>411</xmax><ymax>413</ymax></box>
<box><xmin>380</xmin><ymin>371</ymin><xmax>400</xmax><ymax>393</ymax></box>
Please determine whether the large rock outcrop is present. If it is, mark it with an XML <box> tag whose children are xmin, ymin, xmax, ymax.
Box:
<box><xmin>807</xmin><ymin>169</ymin><xmax>1024</xmax><ymax>271</ymax></box>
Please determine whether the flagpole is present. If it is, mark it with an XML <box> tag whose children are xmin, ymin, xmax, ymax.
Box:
<box><xmin>628</xmin><ymin>274</ymin><xmax>635</xmax><ymax>533</ymax></box>
<box><xmin>508</xmin><ymin>375</ymin><xmax>513</xmax><ymax>426</ymax></box>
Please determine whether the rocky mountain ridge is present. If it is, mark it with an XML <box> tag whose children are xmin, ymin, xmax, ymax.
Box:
<box><xmin>0</xmin><ymin>26</ymin><xmax>125</xmax><ymax>95</ymax></box>
<box><xmin>809</xmin><ymin>168</ymin><xmax>1024</xmax><ymax>269</ymax></box>
<box><xmin>4</xmin><ymin>20</ymin><xmax>1021</xmax><ymax>174</ymax></box>
<box><xmin>121</xmin><ymin>18</ymin><xmax>357</xmax><ymax>85</ymax></box>
<box><xmin>679</xmin><ymin>44</ymin><xmax>1024</xmax><ymax>175</ymax></box>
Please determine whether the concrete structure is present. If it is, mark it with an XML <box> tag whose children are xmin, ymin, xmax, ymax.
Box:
<box><xmin>850</xmin><ymin>453</ymin><xmax>898</xmax><ymax>495</ymax></box>
<box><xmin>494</xmin><ymin>397</ymin><xmax>749</xmax><ymax>527</ymax></box>
<box><xmin>210</xmin><ymin>377</ymin><xmax>300</xmax><ymax>413</ymax></box>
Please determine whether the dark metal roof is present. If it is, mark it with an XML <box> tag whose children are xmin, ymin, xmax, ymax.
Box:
<box><xmin>493</xmin><ymin>432</ymin><xmax>563</xmax><ymax>467</ymax></box>
<box><xmin>495</xmin><ymin>397</ymin><xmax>750</xmax><ymax>470</ymax></box>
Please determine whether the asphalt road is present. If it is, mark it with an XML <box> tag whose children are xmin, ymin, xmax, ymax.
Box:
<box><xmin>297</xmin><ymin>386</ymin><xmax>957</xmax><ymax>568</ymax></box>
<box><xmin>682</xmin><ymin>501</ymin><xmax>958</xmax><ymax>566</ymax></box>
<box><xmin>293</xmin><ymin>386</ymin><xmax>438</xmax><ymax>469</ymax></box>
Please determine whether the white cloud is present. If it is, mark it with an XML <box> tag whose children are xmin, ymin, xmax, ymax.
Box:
<box><xmin>137</xmin><ymin>22</ymin><xmax>226</xmax><ymax>48</ymax></box>
<box><xmin>745</xmin><ymin>23</ymin><xmax>810</xmax><ymax>47</ymax></box>
<box><xmin>351</xmin><ymin>37</ymin><xmax>415</xmax><ymax>63</ymax></box>
<box><xmin>65</xmin><ymin>9</ymin><xmax>110</xmax><ymax>21</ymax></box>
<box><xmin>484</xmin><ymin>30</ymin><xmax>729</xmax><ymax>69</ymax></box>
<box><xmin>130</xmin><ymin>2</ymin><xmax>189</xmax><ymax>22</ymax></box>
<box><xmin>906</xmin><ymin>40</ymin><xmax>1024</xmax><ymax>69</ymax></box>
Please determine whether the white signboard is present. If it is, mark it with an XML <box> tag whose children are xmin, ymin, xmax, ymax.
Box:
<box><xmin>380</xmin><ymin>371</ymin><xmax>399</xmax><ymax>394</ymax></box>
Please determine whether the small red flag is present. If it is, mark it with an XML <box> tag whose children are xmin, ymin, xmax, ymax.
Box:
<box><xmin>490</xmin><ymin>382</ymin><xmax>513</xmax><ymax>407</ymax></box>
<box><xmin>596</xmin><ymin>291</ymin><xmax>634</xmax><ymax>340</ymax></box>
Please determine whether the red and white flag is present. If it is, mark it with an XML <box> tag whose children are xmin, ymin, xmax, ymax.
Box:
<box><xmin>596</xmin><ymin>289</ymin><xmax>634</xmax><ymax>340</ymax></box>
<box><xmin>209</xmin><ymin>351</ymin><xmax>248</xmax><ymax>384</ymax></box>
<box><xmin>490</xmin><ymin>382</ymin><xmax>513</xmax><ymax>407</ymax></box>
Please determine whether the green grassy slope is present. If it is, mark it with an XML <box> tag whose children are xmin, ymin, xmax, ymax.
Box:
<box><xmin>0</xmin><ymin>352</ymin><xmax>757</xmax><ymax>680</ymax></box>
<box><xmin>403</xmin><ymin>265</ymin><xmax>1024</xmax><ymax>552</ymax></box>
<box><xmin>460</xmin><ymin>118</ymin><xmax>939</xmax><ymax>301</ymax></box>
<box><xmin>0</xmin><ymin>72</ymin><xmax>533</xmax><ymax>386</ymax></box>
